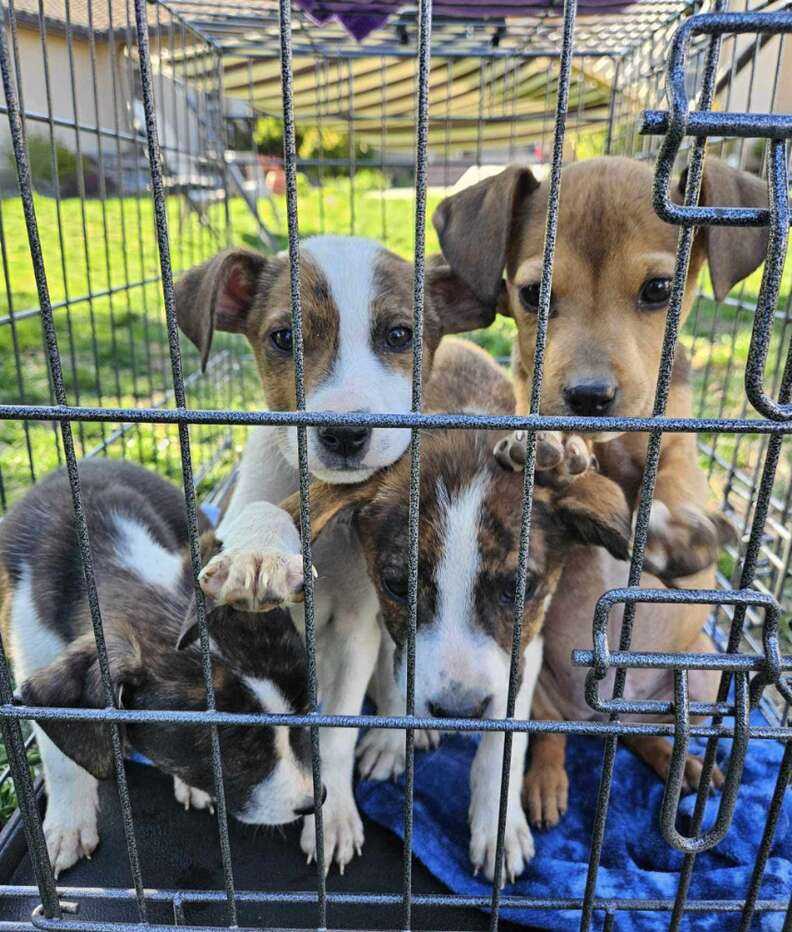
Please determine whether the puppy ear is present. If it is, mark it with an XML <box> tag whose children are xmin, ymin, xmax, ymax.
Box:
<box><xmin>424</xmin><ymin>261</ymin><xmax>499</xmax><ymax>334</ymax></box>
<box><xmin>280</xmin><ymin>477</ymin><xmax>382</xmax><ymax>543</ymax></box>
<box><xmin>18</xmin><ymin>633</ymin><xmax>144</xmax><ymax>779</ymax></box>
<box><xmin>432</xmin><ymin>165</ymin><xmax>540</xmax><ymax>306</ymax></box>
<box><xmin>553</xmin><ymin>473</ymin><xmax>632</xmax><ymax>562</ymax></box>
<box><xmin>677</xmin><ymin>158</ymin><xmax>769</xmax><ymax>302</ymax></box>
<box><xmin>174</xmin><ymin>249</ymin><xmax>270</xmax><ymax>371</ymax></box>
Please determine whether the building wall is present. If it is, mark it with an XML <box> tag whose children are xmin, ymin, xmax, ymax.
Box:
<box><xmin>0</xmin><ymin>23</ymin><xmax>214</xmax><ymax>191</ymax></box>
<box><xmin>0</xmin><ymin>26</ymin><xmax>126</xmax><ymax>160</ymax></box>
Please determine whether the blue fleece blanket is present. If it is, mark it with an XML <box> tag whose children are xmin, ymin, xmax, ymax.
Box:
<box><xmin>355</xmin><ymin>709</ymin><xmax>791</xmax><ymax>931</ymax></box>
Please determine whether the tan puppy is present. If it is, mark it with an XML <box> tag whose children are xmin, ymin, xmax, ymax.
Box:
<box><xmin>432</xmin><ymin>157</ymin><xmax>768</xmax><ymax>824</ymax></box>
<box><xmin>433</xmin><ymin>155</ymin><xmax>767</xmax><ymax>580</ymax></box>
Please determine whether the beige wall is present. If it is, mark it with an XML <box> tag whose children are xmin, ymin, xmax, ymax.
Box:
<box><xmin>718</xmin><ymin>30</ymin><xmax>792</xmax><ymax>118</ymax></box>
<box><xmin>0</xmin><ymin>26</ymin><xmax>127</xmax><ymax>159</ymax></box>
<box><xmin>0</xmin><ymin>24</ymin><xmax>211</xmax><ymax>183</ymax></box>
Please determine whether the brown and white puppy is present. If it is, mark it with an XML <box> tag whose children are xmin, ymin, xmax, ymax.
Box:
<box><xmin>0</xmin><ymin>460</ymin><xmax>316</xmax><ymax>877</ymax></box>
<box><xmin>175</xmin><ymin>236</ymin><xmax>494</xmax><ymax>872</ymax></box>
<box><xmin>280</xmin><ymin>340</ymin><xmax>633</xmax><ymax>884</ymax></box>
<box><xmin>432</xmin><ymin>158</ymin><xmax>761</xmax><ymax>823</ymax></box>
<box><xmin>433</xmin><ymin>155</ymin><xmax>768</xmax><ymax>580</ymax></box>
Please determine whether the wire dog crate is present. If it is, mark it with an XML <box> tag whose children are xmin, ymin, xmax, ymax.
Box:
<box><xmin>0</xmin><ymin>0</ymin><xmax>790</xmax><ymax>928</ymax></box>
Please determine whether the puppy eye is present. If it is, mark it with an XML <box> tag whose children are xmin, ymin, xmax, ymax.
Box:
<box><xmin>385</xmin><ymin>325</ymin><xmax>413</xmax><ymax>351</ymax></box>
<box><xmin>381</xmin><ymin>573</ymin><xmax>409</xmax><ymax>604</ymax></box>
<box><xmin>638</xmin><ymin>277</ymin><xmax>672</xmax><ymax>309</ymax></box>
<box><xmin>518</xmin><ymin>283</ymin><xmax>542</xmax><ymax>313</ymax></box>
<box><xmin>270</xmin><ymin>328</ymin><xmax>293</xmax><ymax>353</ymax></box>
<box><xmin>500</xmin><ymin>576</ymin><xmax>537</xmax><ymax>606</ymax></box>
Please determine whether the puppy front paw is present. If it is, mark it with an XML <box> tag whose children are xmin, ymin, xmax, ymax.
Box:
<box><xmin>356</xmin><ymin>727</ymin><xmax>440</xmax><ymax>781</ymax></box>
<box><xmin>199</xmin><ymin>548</ymin><xmax>307</xmax><ymax>612</ymax></box>
<box><xmin>357</xmin><ymin>729</ymin><xmax>406</xmax><ymax>781</ymax></box>
<box><xmin>301</xmin><ymin>793</ymin><xmax>364</xmax><ymax>875</ymax></box>
<box><xmin>44</xmin><ymin>800</ymin><xmax>99</xmax><ymax>878</ymax></box>
<box><xmin>173</xmin><ymin>776</ymin><xmax>214</xmax><ymax>813</ymax></box>
<box><xmin>643</xmin><ymin>501</ymin><xmax>720</xmax><ymax>582</ymax></box>
<box><xmin>494</xmin><ymin>431</ymin><xmax>594</xmax><ymax>484</ymax></box>
<box><xmin>522</xmin><ymin>760</ymin><xmax>568</xmax><ymax>830</ymax></box>
<box><xmin>469</xmin><ymin>795</ymin><xmax>535</xmax><ymax>886</ymax></box>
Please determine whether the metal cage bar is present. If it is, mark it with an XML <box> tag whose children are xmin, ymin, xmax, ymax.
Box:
<box><xmin>0</xmin><ymin>0</ymin><xmax>789</xmax><ymax>929</ymax></box>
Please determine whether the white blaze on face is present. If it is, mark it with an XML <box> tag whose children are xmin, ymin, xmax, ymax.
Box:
<box><xmin>237</xmin><ymin>676</ymin><xmax>314</xmax><ymax>825</ymax></box>
<box><xmin>399</xmin><ymin>472</ymin><xmax>510</xmax><ymax>716</ymax></box>
<box><xmin>278</xmin><ymin>235</ymin><xmax>413</xmax><ymax>484</ymax></box>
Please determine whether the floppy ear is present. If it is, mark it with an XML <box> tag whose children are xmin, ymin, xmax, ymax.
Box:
<box><xmin>552</xmin><ymin>473</ymin><xmax>632</xmax><ymax>562</ymax></box>
<box><xmin>174</xmin><ymin>248</ymin><xmax>270</xmax><ymax>371</ymax></box>
<box><xmin>678</xmin><ymin>158</ymin><xmax>769</xmax><ymax>302</ymax></box>
<box><xmin>18</xmin><ymin>633</ymin><xmax>144</xmax><ymax>779</ymax></box>
<box><xmin>424</xmin><ymin>261</ymin><xmax>500</xmax><ymax>334</ymax></box>
<box><xmin>432</xmin><ymin>165</ymin><xmax>540</xmax><ymax>306</ymax></box>
<box><xmin>280</xmin><ymin>478</ymin><xmax>381</xmax><ymax>543</ymax></box>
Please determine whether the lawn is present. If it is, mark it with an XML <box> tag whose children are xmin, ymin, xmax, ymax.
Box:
<box><xmin>0</xmin><ymin>176</ymin><xmax>789</xmax><ymax>823</ymax></box>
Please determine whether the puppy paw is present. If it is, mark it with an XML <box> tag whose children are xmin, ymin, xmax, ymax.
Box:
<box><xmin>415</xmin><ymin>728</ymin><xmax>441</xmax><ymax>752</ymax></box>
<box><xmin>173</xmin><ymin>776</ymin><xmax>214</xmax><ymax>813</ymax></box>
<box><xmin>199</xmin><ymin>548</ymin><xmax>307</xmax><ymax>612</ymax></box>
<box><xmin>494</xmin><ymin>431</ymin><xmax>594</xmax><ymax>485</ymax></box>
<box><xmin>301</xmin><ymin>794</ymin><xmax>364</xmax><ymax>876</ymax></box>
<box><xmin>678</xmin><ymin>754</ymin><xmax>725</xmax><ymax>795</ymax></box>
<box><xmin>522</xmin><ymin>761</ymin><xmax>568</xmax><ymax>829</ymax></box>
<box><xmin>357</xmin><ymin>729</ymin><xmax>406</xmax><ymax>781</ymax></box>
<box><xmin>44</xmin><ymin>802</ymin><xmax>99</xmax><ymax>878</ymax></box>
<box><xmin>357</xmin><ymin>727</ymin><xmax>440</xmax><ymax>781</ymax></box>
<box><xmin>643</xmin><ymin>501</ymin><xmax>720</xmax><ymax>582</ymax></box>
<box><xmin>469</xmin><ymin>798</ymin><xmax>534</xmax><ymax>886</ymax></box>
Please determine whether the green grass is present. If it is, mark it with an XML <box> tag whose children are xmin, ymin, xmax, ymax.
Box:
<box><xmin>0</xmin><ymin>175</ymin><xmax>790</xmax><ymax>824</ymax></box>
<box><xmin>0</xmin><ymin>177</ymin><xmax>514</xmax><ymax>508</ymax></box>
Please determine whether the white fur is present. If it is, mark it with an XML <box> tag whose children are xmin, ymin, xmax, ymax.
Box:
<box><xmin>173</xmin><ymin>776</ymin><xmax>213</xmax><ymax>812</ymax></box>
<box><xmin>401</xmin><ymin>472</ymin><xmax>510</xmax><ymax>717</ymax></box>
<box><xmin>648</xmin><ymin>500</ymin><xmax>673</xmax><ymax>538</ymax></box>
<box><xmin>214</xmin><ymin>234</ymin><xmax>415</xmax><ymax>869</ymax></box>
<box><xmin>435</xmin><ymin>476</ymin><xmax>486</xmax><ymax>643</ymax></box>
<box><xmin>9</xmin><ymin>565</ymin><xmax>64</xmax><ymax>681</ymax></box>
<box><xmin>468</xmin><ymin>635</ymin><xmax>542</xmax><ymax>884</ymax></box>
<box><xmin>356</xmin><ymin>627</ymin><xmax>439</xmax><ymax>781</ymax></box>
<box><xmin>278</xmin><ymin>235</ymin><xmax>413</xmax><ymax>484</ymax></box>
<box><xmin>218</xmin><ymin>500</ymin><xmax>302</xmax><ymax>555</ymax></box>
<box><xmin>238</xmin><ymin>676</ymin><xmax>315</xmax><ymax>825</ymax></box>
<box><xmin>10</xmin><ymin>568</ymin><xmax>99</xmax><ymax>877</ymax></box>
<box><xmin>112</xmin><ymin>514</ymin><xmax>183</xmax><ymax>589</ymax></box>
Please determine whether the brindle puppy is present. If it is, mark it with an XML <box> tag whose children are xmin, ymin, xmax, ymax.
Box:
<box><xmin>279</xmin><ymin>339</ymin><xmax>633</xmax><ymax>884</ymax></box>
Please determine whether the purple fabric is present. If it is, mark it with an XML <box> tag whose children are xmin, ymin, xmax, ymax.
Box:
<box><xmin>297</xmin><ymin>1</ymin><xmax>631</xmax><ymax>40</ymax></box>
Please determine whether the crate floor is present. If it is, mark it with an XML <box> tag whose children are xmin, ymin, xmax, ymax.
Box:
<box><xmin>0</xmin><ymin>761</ymin><xmax>523</xmax><ymax>930</ymax></box>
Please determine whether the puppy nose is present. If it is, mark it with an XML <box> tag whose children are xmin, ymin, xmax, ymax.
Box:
<box><xmin>293</xmin><ymin>784</ymin><xmax>327</xmax><ymax>817</ymax></box>
<box><xmin>317</xmin><ymin>424</ymin><xmax>371</xmax><ymax>458</ymax></box>
<box><xmin>428</xmin><ymin>697</ymin><xmax>491</xmax><ymax>720</ymax></box>
<box><xmin>563</xmin><ymin>381</ymin><xmax>618</xmax><ymax>417</ymax></box>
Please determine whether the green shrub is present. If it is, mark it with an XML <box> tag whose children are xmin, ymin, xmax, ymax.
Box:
<box><xmin>5</xmin><ymin>134</ymin><xmax>108</xmax><ymax>197</ymax></box>
<box><xmin>254</xmin><ymin>117</ymin><xmax>376</xmax><ymax>178</ymax></box>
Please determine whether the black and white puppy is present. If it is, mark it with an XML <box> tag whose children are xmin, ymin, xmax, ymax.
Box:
<box><xmin>174</xmin><ymin>235</ymin><xmax>495</xmax><ymax>872</ymax></box>
<box><xmin>0</xmin><ymin>460</ymin><xmax>316</xmax><ymax>877</ymax></box>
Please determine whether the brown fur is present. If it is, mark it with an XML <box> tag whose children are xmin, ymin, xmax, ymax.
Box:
<box><xmin>431</xmin><ymin>158</ymin><xmax>764</xmax><ymax>817</ymax></box>
<box><xmin>432</xmin><ymin>157</ymin><xmax>767</xmax><ymax>580</ymax></box>
<box><xmin>173</xmin><ymin>244</ymin><xmax>497</xmax><ymax>412</ymax></box>
<box><xmin>281</xmin><ymin>339</ymin><xmax>632</xmax><ymax>675</ymax></box>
